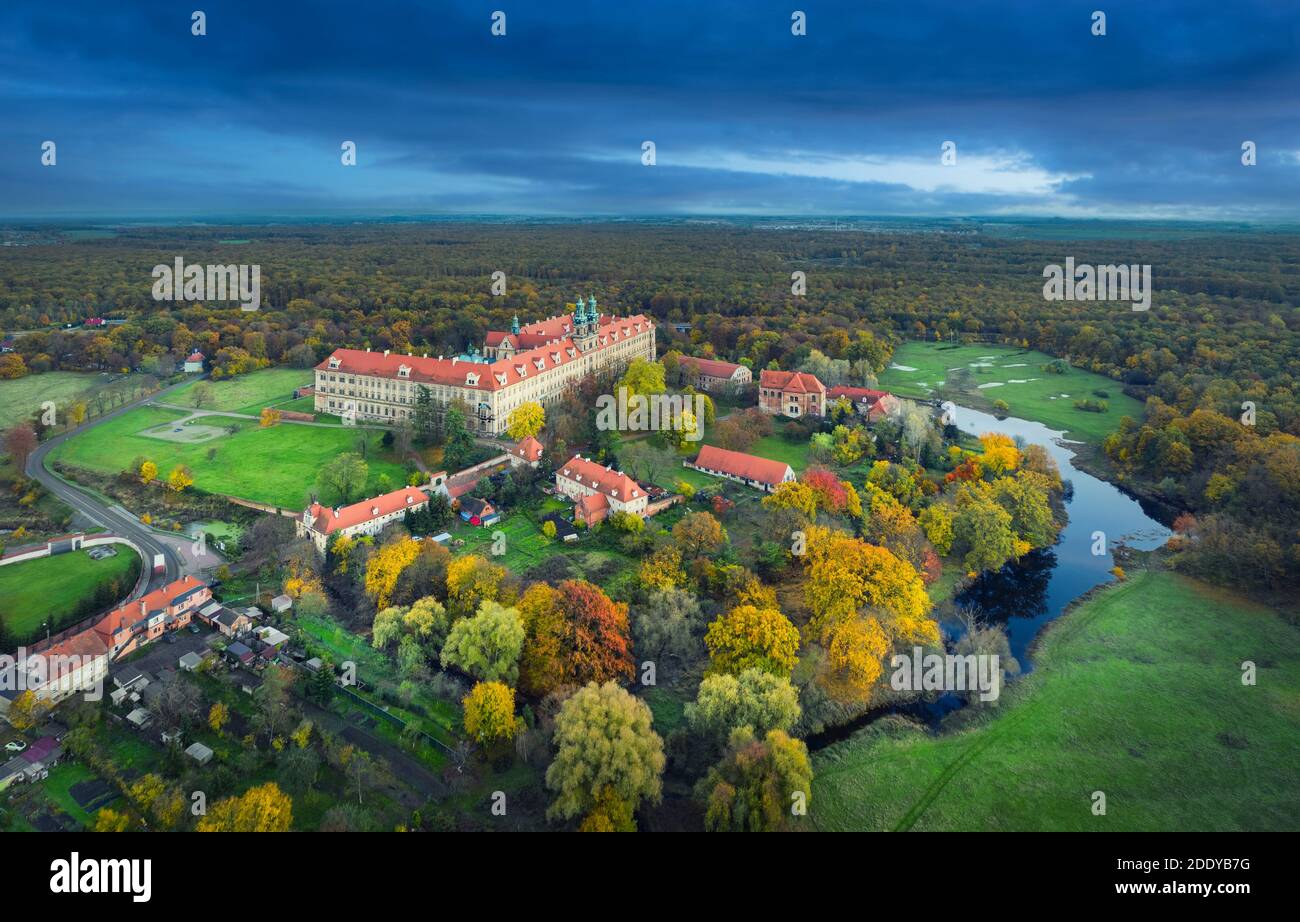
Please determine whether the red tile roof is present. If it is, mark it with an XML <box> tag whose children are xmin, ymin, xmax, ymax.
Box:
<box><xmin>760</xmin><ymin>369</ymin><xmax>825</xmax><ymax>394</ymax></box>
<box><xmin>558</xmin><ymin>455</ymin><xmax>645</xmax><ymax>503</ymax></box>
<box><xmin>512</xmin><ymin>435</ymin><xmax>544</xmax><ymax>462</ymax></box>
<box><xmin>691</xmin><ymin>445</ymin><xmax>794</xmax><ymax>487</ymax></box>
<box><xmin>576</xmin><ymin>492</ymin><xmax>609</xmax><ymax>519</ymax></box>
<box><xmin>828</xmin><ymin>385</ymin><xmax>890</xmax><ymax>402</ymax></box>
<box><xmin>318</xmin><ymin>314</ymin><xmax>654</xmax><ymax>395</ymax></box>
<box><xmin>92</xmin><ymin>576</ymin><xmax>207</xmax><ymax>645</ymax></box>
<box><xmin>685</xmin><ymin>357</ymin><xmax>746</xmax><ymax>378</ymax></box>
<box><xmin>186</xmin><ymin>351</ymin><xmax>204</xmax><ymax>362</ymax></box>
<box><xmin>305</xmin><ymin>487</ymin><xmax>428</xmax><ymax>535</ymax></box>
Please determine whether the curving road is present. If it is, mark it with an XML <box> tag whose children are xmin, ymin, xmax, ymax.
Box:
<box><xmin>24</xmin><ymin>380</ymin><xmax>195</xmax><ymax>599</ymax></box>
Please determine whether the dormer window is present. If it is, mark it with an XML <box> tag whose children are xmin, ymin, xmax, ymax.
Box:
<box><xmin>398</xmin><ymin>365</ymin><xmax>411</xmax><ymax>378</ymax></box>
<box><xmin>550</xmin><ymin>352</ymin><xmax>561</xmax><ymax>364</ymax></box>
<box><xmin>465</xmin><ymin>373</ymin><xmax>479</xmax><ymax>386</ymax></box>
<box><xmin>515</xmin><ymin>365</ymin><xmax>527</xmax><ymax>377</ymax></box>
<box><xmin>494</xmin><ymin>373</ymin><xmax>508</xmax><ymax>386</ymax></box>
<box><xmin>566</xmin><ymin>348</ymin><xmax>576</xmax><ymax>358</ymax></box>
<box><xmin>533</xmin><ymin>358</ymin><xmax>546</xmax><ymax>371</ymax></box>
<box><xmin>328</xmin><ymin>357</ymin><xmax>341</xmax><ymax>369</ymax></box>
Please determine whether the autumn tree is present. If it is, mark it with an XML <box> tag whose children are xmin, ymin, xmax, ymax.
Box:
<box><xmin>462</xmin><ymin>681</ymin><xmax>519</xmax><ymax>746</ymax></box>
<box><xmin>685</xmin><ymin>668</ymin><xmax>801</xmax><ymax>745</ymax></box>
<box><xmin>445</xmin><ymin>554</ymin><xmax>506</xmax><ymax>616</ymax></box>
<box><xmin>506</xmin><ymin>401</ymin><xmax>545</xmax><ymax>440</ymax></box>
<box><xmin>363</xmin><ymin>537</ymin><xmax>422</xmax><ymax>609</ymax></box>
<box><xmin>698</xmin><ymin>728</ymin><xmax>813</xmax><ymax>832</ymax></box>
<box><xmin>672</xmin><ymin>511</ymin><xmax>728</xmax><ymax>559</ymax></box>
<box><xmin>704</xmin><ymin>604</ymin><xmax>801</xmax><ymax>678</ymax></box>
<box><xmin>260</xmin><ymin>407</ymin><xmax>282</xmax><ymax>427</ymax></box>
<box><xmin>139</xmin><ymin>459</ymin><xmax>158</xmax><ymax>484</ymax></box>
<box><xmin>559</xmin><ymin>579</ymin><xmax>635</xmax><ymax>685</ymax></box>
<box><xmin>196</xmin><ymin>782</ymin><xmax>293</xmax><ymax>832</ymax></box>
<box><xmin>167</xmin><ymin>465</ymin><xmax>194</xmax><ymax>492</ymax></box>
<box><xmin>208</xmin><ymin>701</ymin><xmax>229</xmax><ymax>735</ymax></box>
<box><xmin>5</xmin><ymin>690</ymin><xmax>49</xmax><ymax>730</ymax></box>
<box><xmin>516</xmin><ymin>581</ymin><xmax>567</xmax><ymax>697</ymax></box>
<box><xmin>3</xmin><ymin>423</ymin><xmax>37</xmax><ymax>471</ymax></box>
<box><xmin>439</xmin><ymin>599</ymin><xmax>525</xmax><ymax>684</ymax></box>
<box><xmin>546</xmin><ymin>681</ymin><xmax>665</xmax><ymax>827</ymax></box>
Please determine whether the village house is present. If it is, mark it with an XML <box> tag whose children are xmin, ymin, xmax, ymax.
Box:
<box><xmin>458</xmin><ymin>495</ymin><xmax>501</xmax><ymax>527</ymax></box>
<box><xmin>508</xmin><ymin>435</ymin><xmax>544</xmax><ymax>468</ymax></box>
<box><xmin>196</xmin><ymin>603</ymin><xmax>254</xmax><ymax>638</ymax></box>
<box><xmin>0</xmin><ymin>627</ymin><xmax>111</xmax><ymax>718</ymax></box>
<box><xmin>685</xmin><ymin>445</ymin><xmax>797</xmax><ymax>493</ymax></box>
<box><xmin>183</xmin><ymin>351</ymin><xmax>205</xmax><ymax>373</ymax></box>
<box><xmin>758</xmin><ymin>369</ymin><xmax>826</xmax><ymax>418</ymax></box>
<box><xmin>91</xmin><ymin>576</ymin><xmax>210</xmax><ymax>661</ymax></box>
<box><xmin>683</xmin><ymin>357</ymin><xmax>752</xmax><ymax>392</ymax></box>
<box><xmin>313</xmin><ymin>297</ymin><xmax>655</xmax><ymax>434</ymax></box>
<box><xmin>554</xmin><ymin>454</ymin><xmax>650</xmax><ymax>526</ymax></box>
<box><xmin>298</xmin><ymin>485</ymin><xmax>430</xmax><ymax>555</ymax></box>
<box><xmin>827</xmin><ymin>385</ymin><xmax>900</xmax><ymax>422</ymax></box>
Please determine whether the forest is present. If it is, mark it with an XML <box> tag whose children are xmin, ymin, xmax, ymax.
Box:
<box><xmin>3</xmin><ymin>221</ymin><xmax>1296</xmax><ymax>594</ymax></box>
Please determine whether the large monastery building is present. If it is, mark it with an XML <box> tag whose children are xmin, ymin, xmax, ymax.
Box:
<box><xmin>313</xmin><ymin>296</ymin><xmax>655</xmax><ymax>434</ymax></box>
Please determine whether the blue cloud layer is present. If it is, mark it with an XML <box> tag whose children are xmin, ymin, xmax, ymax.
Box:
<box><xmin>2</xmin><ymin>0</ymin><xmax>1297</xmax><ymax>218</ymax></box>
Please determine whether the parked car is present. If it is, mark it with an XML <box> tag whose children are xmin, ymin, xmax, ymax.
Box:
<box><xmin>189</xmin><ymin>625</ymin><xmax>201</xmax><ymax>634</ymax></box>
<box><xmin>5</xmin><ymin>740</ymin><xmax>26</xmax><ymax>752</ymax></box>
<box><xmin>165</xmin><ymin>633</ymin><xmax>178</xmax><ymax>644</ymax></box>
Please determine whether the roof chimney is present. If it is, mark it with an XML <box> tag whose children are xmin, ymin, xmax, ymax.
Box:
<box><xmin>384</xmin><ymin>349</ymin><xmax>390</xmax><ymax>356</ymax></box>
<box><xmin>140</xmin><ymin>600</ymin><xmax>146</xmax><ymax>615</ymax></box>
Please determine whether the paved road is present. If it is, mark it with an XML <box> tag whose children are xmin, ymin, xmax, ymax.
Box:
<box><xmin>24</xmin><ymin>380</ymin><xmax>195</xmax><ymax>598</ymax></box>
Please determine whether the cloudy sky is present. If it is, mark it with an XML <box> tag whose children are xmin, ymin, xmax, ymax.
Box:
<box><xmin>2</xmin><ymin>0</ymin><xmax>1297</xmax><ymax>219</ymax></box>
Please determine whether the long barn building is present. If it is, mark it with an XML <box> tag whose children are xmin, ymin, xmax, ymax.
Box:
<box><xmin>313</xmin><ymin>297</ymin><xmax>655</xmax><ymax>434</ymax></box>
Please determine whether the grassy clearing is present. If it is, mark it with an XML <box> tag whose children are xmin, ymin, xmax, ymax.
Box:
<box><xmin>812</xmin><ymin>571</ymin><xmax>1300</xmax><ymax>831</ymax></box>
<box><xmin>0</xmin><ymin>371</ymin><xmax>114</xmax><ymax>428</ymax></box>
<box><xmin>879</xmin><ymin>341</ymin><xmax>1145</xmax><ymax>444</ymax></box>
<box><xmin>49</xmin><ymin>405</ymin><xmax>405</xmax><ymax>510</ymax></box>
<box><xmin>169</xmin><ymin>368</ymin><xmax>312</xmax><ymax>415</ymax></box>
<box><xmin>0</xmin><ymin>548</ymin><xmax>141</xmax><ymax>637</ymax></box>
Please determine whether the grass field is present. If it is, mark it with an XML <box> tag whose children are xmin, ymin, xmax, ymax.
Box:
<box><xmin>0</xmin><ymin>547</ymin><xmax>141</xmax><ymax>637</ymax></box>
<box><xmin>812</xmin><ymin>571</ymin><xmax>1300</xmax><ymax>831</ymax></box>
<box><xmin>0</xmin><ymin>371</ymin><xmax>114</xmax><ymax>428</ymax></box>
<box><xmin>48</xmin><ymin>405</ymin><xmax>405</xmax><ymax>510</ymax></box>
<box><xmin>168</xmin><ymin>368</ymin><xmax>312</xmax><ymax>415</ymax></box>
<box><xmin>878</xmin><ymin>341</ymin><xmax>1145</xmax><ymax>444</ymax></box>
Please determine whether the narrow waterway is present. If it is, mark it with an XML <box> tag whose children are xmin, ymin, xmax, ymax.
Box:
<box><xmin>807</xmin><ymin>404</ymin><xmax>1170</xmax><ymax>746</ymax></box>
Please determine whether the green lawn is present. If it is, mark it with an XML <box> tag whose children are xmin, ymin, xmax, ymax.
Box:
<box><xmin>878</xmin><ymin>341</ymin><xmax>1145</xmax><ymax>444</ymax></box>
<box><xmin>48</xmin><ymin>405</ymin><xmax>405</xmax><ymax>510</ymax></box>
<box><xmin>169</xmin><ymin>367</ymin><xmax>313</xmax><ymax>415</ymax></box>
<box><xmin>0</xmin><ymin>548</ymin><xmax>141</xmax><ymax>637</ymax></box>
<box><xmin>812</xmin><ymin>571</ymin><xmax>1300</xmax><ymax>831</ymax></box>
<box><xmin>0</xmin><ymin>371</ymin><xmax>114</xmax><ymax>429</ymax></box>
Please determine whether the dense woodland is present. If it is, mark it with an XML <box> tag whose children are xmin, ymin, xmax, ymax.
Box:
<box><xmin>2</xmin><ymin>220</ymin><xmax>1297</xmax><ymax>596</ymax></box>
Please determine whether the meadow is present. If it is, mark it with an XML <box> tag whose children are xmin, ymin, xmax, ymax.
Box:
<box><xmin>168</xmin><ymin>367</ymin><xmax>313</xmax><ymax>415</ymax></box>
<box><xmin>0</xmin><ymin>547</ymin><xmax>141</xmax><ymax>637</ymax></box>
<box><xmin>878</xmin><ymin>341</ymin><xmax>1145</xmax><ymax>444</ymax></box>
<box><xmin>0</xmin><ymin>371</ymin><xmax>115</xmax><ymax>428</ymax></box>
<box><xmin>48</xmin><ymin>405</ymin><xmax>405</xmax><ymax>510</ymax></box>
<box><xmin>811</xmin><ymin>571</ymin><xmax>1300</xmax><ymax>831</ymax></box>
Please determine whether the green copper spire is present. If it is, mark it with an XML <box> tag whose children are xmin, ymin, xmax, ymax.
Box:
<box><xmin>511</xmin><ymin>314</ymin><xmax>520</xmax><ymax>335</ymax></box>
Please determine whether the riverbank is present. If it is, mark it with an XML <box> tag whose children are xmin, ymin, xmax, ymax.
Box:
<box><xmin>810</xmin><ymin>570</ymin><xmax>1300</xmax><ymax>831</ymax></box>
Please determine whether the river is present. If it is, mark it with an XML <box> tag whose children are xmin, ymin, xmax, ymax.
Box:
<box><xmin>807</xmin><ymin>404</ymin><xmax>1170</xmax><ymax>745</ymax></box>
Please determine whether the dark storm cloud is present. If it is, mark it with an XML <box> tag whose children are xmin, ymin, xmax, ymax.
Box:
<box><xmin>1</xmin><ymin>0</ymin><xmax>1296</xmax><ymax>217</ymax></box>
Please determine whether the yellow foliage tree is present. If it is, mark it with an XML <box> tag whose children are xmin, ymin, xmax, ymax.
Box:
<box><xmin>139</xmin><ymin>460</ymin><xmax>157</xmax><ymax>484</ymax></box>
<box><xmin>506</xmin><ymin>401</ymin><xmax>545</xmax><ymax>440</ymax></box>
<box><xmin>209</xmin><ymin>701</ymin><xmax>229</xmax><ymax>734</ymax></box>
<box><xmin>364</xmin><ymin>538</ymin><xmax>422</xmax><ymax>609</ymax></box>
<box><xmin>445</xmin><ymin>554</ymin><xmax>506</xmax><ymax>615</ymax></box>
<box><xmin>978</xmin><ymin>433</ymin><xmax>1020</xmax><ymax>477</ymax></box>
<box><xmin>196</xmin><ymin>782</ymin><xmax>293</xmax><ymax>832</ymax></box>
<box><xmin>260</xmin><ymin>407</ymin><xmax>282</xmax><ymax>427</ymax></box>
<box><xmin>637</xmin><ymin>545</ymin><xmax>687</xmax><ymax>592</ymax></box>
<box><xmin>704</xmin><ymin>604</ymin><xmax>801</xmax><ymax>677</ymax></box>
<box><xmin>462</xmin><ymin>681</ymin><xmax>518</xmax><ymax>745</ymax></box>
<box><xmin>167</xmin><ymin>465</ymin><xmax>194</xmax><ymax>492</ymax></box>
<box><xmin>5</xmin><ymin>690</ymin><xmax>48</xmax><ymax>731</ymax></box>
